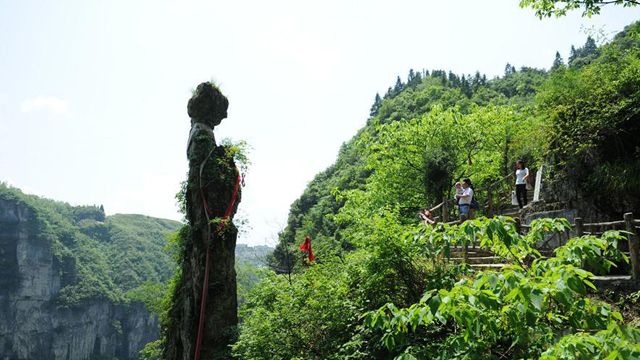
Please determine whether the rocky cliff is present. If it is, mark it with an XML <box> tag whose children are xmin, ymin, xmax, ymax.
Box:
<box><xmin>0</xmin><ymin>185</ymin><xmax>181</xmax><ymax>360</ymax></box>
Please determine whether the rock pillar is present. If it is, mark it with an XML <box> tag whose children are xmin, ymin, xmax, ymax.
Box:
<box><xmin>165</xmin><ymin>82</ymin><xmax>241</xmax><ymax>360</ymax></box>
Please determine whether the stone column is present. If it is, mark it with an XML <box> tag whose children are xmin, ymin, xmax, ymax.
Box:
<box><xmin>165</xmin><ymin>82</ymin><xmax>241</xmax><ymax>360</ymax></box>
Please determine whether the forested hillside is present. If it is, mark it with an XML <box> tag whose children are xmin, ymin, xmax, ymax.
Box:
<box><xmin>0</xmin><ymin>183</ymin><xmax>181</xmax><ymax>307</ymax></box>
<box><xmin>0</xmin><ymin>182</ymin><xmax>279</xmax><ymax>360</ymax></box>
<box><xmin>269</xmin><ymin>20</ymin><xmax>640</xmax><ymax>272</ymax></box>
<box><xmin>234</xmin><ymin>19</ymin><xmax>640</xmax><ymax>360</ymax></box>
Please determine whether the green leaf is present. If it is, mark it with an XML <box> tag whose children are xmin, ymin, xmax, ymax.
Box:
<box><xmin>530</xmin><ymin>289</ymin><xmax>543</xmax><ymax>311</ymax></box>
<box><xmin>567</xmin><ymin>276</ymin><xmax>586</xmax><ymax>295</ymax></box>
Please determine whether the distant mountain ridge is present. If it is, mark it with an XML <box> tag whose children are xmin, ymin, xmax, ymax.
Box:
<box><xmin>0</xmin><ymin>183</ymin><xmax>274</xmax><ymax>360</ymax></box>
<box><xmin>0</xmin><ymin>183</ymin><xmax>182</xmax><ymax>360</ymax></box>
<box><xmin>236</xmin><ymin>243</ymin><xmax>273</xmax><ymax>267</ymax></box>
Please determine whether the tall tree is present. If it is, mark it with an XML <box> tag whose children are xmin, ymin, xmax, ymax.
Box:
<box><xmin>448</xmin><ymin>71</ymin><xmax>460</xmax><ymax>88</ymax></box>
<box><xmin>407</xmin><ymin>69</ymin><xmax>416</xmax><ymax>85</ymax></box>
<box><xmin>460</xmin><ymin>75</ymin><xmax>472</xmax><ymax>98</ymax></box>
<box><xmin>583</xmin><ymin>36</ymin><xmax>598</xmax><ymax>56</ymax></box>
<box><xmin>472</xmin><ymin>71</ymin><xmax>483</xmax><ymax>93</ymax></box>
<box><xmin>407</xmin><ymin>68</ymin><xmax>422</xmax><ymax>88</ymax></box>
<box><xmin>393</xmin><ymin>76</ymin><xmax>404</xmax><ymax>96</ymax></box>
<box><xmin>504</xmin><ymin>63</ymin><xmax>516</xmax><ymax>77</ymax></box>
<box><xmin>551</xmin><ymin>51</ymin><xmax>565</xmax><ymax>70</ymax></box>
<box><xmin>370</xmin><ymin>93</ymin><xmax>383</xmax><ymax>117</ymax></box>
<box><xmin>384</xmin><ymin>86</ymin><xmax>393</xmax><ymax>99</ymax></box>
<box><xmin>568</xmin><ymin>45</ymin><xmax>578</xmax><ymax>65</ymax></box>
<box><xmin>413</xmin><ymin>70</ymin><xmax>423</xmax><ymax>86</ymax></box>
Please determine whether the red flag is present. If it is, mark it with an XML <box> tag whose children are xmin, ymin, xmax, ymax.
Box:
<box><xmin>299</xmin><ymin>236</ymin><xmax>315</xmax><ymax>262</ymax></box>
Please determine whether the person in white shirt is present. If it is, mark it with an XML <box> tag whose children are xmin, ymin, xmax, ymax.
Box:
<box><xmin>456</xmin><ymin>179</ymin><xmax>474</xmax><ymax>221</ymax></box>
<box><xmin>515</xmin><ymin>160</ymin><xmax>530</xmax><ymax>209</ymax></box>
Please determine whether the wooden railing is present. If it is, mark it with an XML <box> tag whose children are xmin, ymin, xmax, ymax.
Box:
<box><xmin>518</xmin><ymin>212</ymin><xmax>640</xmax><ymax>279</ymax></box>
<box><xmin>423</xmin><ymin>170</ymin><xmax>640</xmax><ymax>280</ymax></box>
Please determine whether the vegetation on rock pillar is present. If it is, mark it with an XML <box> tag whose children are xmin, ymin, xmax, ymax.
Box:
<box><xmin>163</xmin><ymin>82</ymin><xmax>242</xmax><ymax>360</ymax></box>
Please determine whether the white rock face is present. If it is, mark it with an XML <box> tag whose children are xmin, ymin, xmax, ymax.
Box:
<box><xmin>0</xmin><ymin>199</ymin><xmax>159</xmax><ymax>360</ymax></box>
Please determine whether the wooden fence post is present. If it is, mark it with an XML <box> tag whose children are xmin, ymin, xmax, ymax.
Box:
<box><xmin>442</xmin><ymin>196</ymin><xmax>449</xmax><ymax>222</ymax></box>
<box><xmin>624</xmin><ymin>212</ymin><xmax>640</xmax><ymax>280</ymax></box>
<box><xmin>575</xmin><ymin>217</ymin><xmax>584</xmax><ymax>237</ymax></box>
<box><xmin>515</xmin><ymin>217</ymin><xmax>522</xmax><ymax>235</ymax></box>
<box><xmin>463</xmin><ymin>240</ymin><xmax>469</xmax><ymax>264</ymax></box>
<box><xmin>487</xmin><ymin>184</ymin><xmax>493</xmax><ymax>218</ymax></box>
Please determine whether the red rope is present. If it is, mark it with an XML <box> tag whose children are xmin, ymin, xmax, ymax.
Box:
<box><xmin>194</xmin><ymin>171</ymin><xmax>241</xmax><ymax>360</ymax></box>
<box><xmin>194</xmin><ymin>245</ymin><xmax>211</xmax><ymax>360</ymax></box>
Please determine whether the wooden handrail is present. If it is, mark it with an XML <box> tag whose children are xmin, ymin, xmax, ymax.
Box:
<box><xmin>430</xmin><ymin>202</ymin><xmax>444</xmax><ymax>212</ymax></box>
<box><xmin>484</xmin><ymin>172</ymin><xmax>515</xmax><ymax>189</ymax></box>
<box><xmin>581</xmin><ymin>220</ymin><xmax>626</xmax><ymax>227</ymax></box>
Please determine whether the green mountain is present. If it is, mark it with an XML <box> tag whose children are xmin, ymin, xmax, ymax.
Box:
<box><xmin>270</xmin><ymin>59</ymin><xmax>547</xmax><ymax>270</ymax></box>
<box><xmin>270</xmin><ymin>20</ymin><xmax>640</xmax><ymax>272</ymax></box>
<box><xmin>236</xmin><ymin>20</ymin><xmax>640</xmax><ymax>360</ymax></box>
<box><xmin>0</xmin><ymin>183</ymin><xmax>181</xmax><ymax>360</ymax></box>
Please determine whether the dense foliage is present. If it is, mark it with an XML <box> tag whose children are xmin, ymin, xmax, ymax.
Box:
<box><xmin>243</xmin><ymin>19</ymin><xmax>640</xmax><ymax>360</ymax></box>
<box><xmin>271</xmin><ymin>20</ymin><xmax>640</xmax><ymax>274</ymax></box>
<box><xmin>364</xmin><ymin>219</ymin><xmax>630</xmax><ymax>359</ymax></box>
<box><xmin>269</xmin><ymin>63</ymin><xmax>548</xmax><ymax>273</ymax></box>
<box><xmin>537</xmin><ymin>21</ymin><xmax>640</xmax><ymax>214</ymax></box>
<box><xmin>236</xmin><ymin>214</ymin><xmax>638</xmax><ymax>359</ymax></box>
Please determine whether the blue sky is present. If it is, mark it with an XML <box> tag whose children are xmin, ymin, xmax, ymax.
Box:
<box><xmin>1</xmin><ymin>0</ymin><xmax>639</xmax><ymax>246</ymax></box>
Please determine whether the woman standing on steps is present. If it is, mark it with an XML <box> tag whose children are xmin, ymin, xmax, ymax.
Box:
<box><xmin>515</xmin><ymin>160</ymin><xmax>530</xmax><ymax>209</ymax></box>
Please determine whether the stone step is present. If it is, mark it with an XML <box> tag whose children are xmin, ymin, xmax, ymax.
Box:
<box><xmin>470</xmin><ymin>263</ymin><xmax>509</xmax><ymax>271</ymax></box>
<box><xmin>450</xmin><ymin>249</ymin><xmax>494</xmax><ymax>257</ymax></box>
<box><xmin>451</xmin><ymin>256</ymin><xmax>503</xmax><ymax>264</ymax></box>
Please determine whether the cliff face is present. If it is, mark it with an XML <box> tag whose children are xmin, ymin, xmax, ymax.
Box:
<box><xmin>0</xmin><ymin>189</ymin><xmax>179</xmax><ymax>360</ymax></box>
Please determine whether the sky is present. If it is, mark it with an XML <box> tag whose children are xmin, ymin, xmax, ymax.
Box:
<box><xmin>1</xmin><ymin>0</ymin><xmax>639</xmax><ymax>247</ymax></box>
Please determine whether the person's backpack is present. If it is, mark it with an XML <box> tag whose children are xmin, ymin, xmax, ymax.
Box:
<box><xmin>470</xmin><ymin>190</ymin><xmax>479</xmax><ymax>210</ymax></box>
<box><xmin>470</xmin><ymin>199</ymin><xmax>479</xmax><ymax>210</ymax></box>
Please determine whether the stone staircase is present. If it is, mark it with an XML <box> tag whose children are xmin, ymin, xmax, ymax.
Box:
<box><xmin>498</xmin><ymin>188</ymin><xmax>535</xmax><ymax>217</ymax></box>
<box><xmin>450</xmin><ymin>190</ymin><xmax>533</xmax><ymax>270</ymax></box>
<box><xmin>449</xmin><ymin>188</ymin><xmax>535</xmax><ymax>271</ymax></box>
<box><xmin>450</xmin><ymin>243</ymin><xmax>510</xmax><ymax>271</ymax></box>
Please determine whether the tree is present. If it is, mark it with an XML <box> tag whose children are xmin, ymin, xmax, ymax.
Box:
<box><xmin>471</xmin><ymin>71</ymin><xmax>484</xmax><ymax>93</ymax></box>
<box><xmin>447</xmin><ymin>71</ymin><xmax>460</xmax><ymax>88</ymax></box>
<box><xmin>407</xmin><ymin>69</ymin><xmax>416</xmax><ymax>85</ymax></box>
<box><xmin>551</xmin><ymin>51</ymin><xmax>565</xmax><ymax>70</ymax></box>
<box><xmin>383</xmin><ymin>86</ymin><xmax>393</xmax><ymax>99</ymax></box>
<box><xmin>504</xmin><ymin>63</ymin><xmax>516</xmax><ymax>76</ymax></box>
<box><xmin>369</xmin><ymin>93</ymin><xmax>383</xmax><ymax>117</ymax></box>
<box><xmin>407</xmin><ymin>68</ymin><xmax>422</xmax><ymax>88</ymax></box>
<box><xmin>393</xmin><ymin>76</ymin><xmax>404</xmax><ymax>96</ymax></box>
<box><xmin>568</xmin><ymin>45</ymin><xmax>578</xmax><ymax>65</ymax></box>
<box><xmin>519</xmin><ymin>0</ymin><xmax>639</xmax><ymax>18</ymax></box>
<box><xmin>460</xmin><ymin>75</ymin><xmax>472</xmax><ymax>97</ymax></box>
<box><xmin>583</xmin><ymin>36</ymin><xmax>598</xmax><ymax>56</ymax></box>
<box><xmin>569</xmin><ymin>37</ymin><xmax>599</xmax><ymax>68</ymax></box>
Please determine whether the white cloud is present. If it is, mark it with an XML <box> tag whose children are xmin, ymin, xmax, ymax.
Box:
<box><xmin>20</xmin><ymin>96</ymin><xmax>73</xmax><ymax>118</ymax></box>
